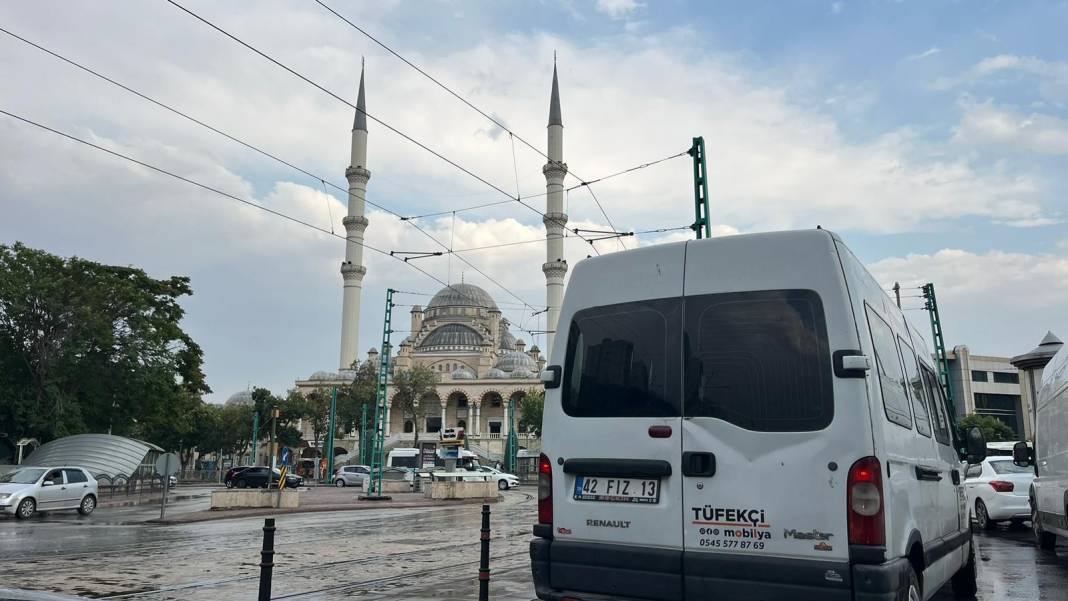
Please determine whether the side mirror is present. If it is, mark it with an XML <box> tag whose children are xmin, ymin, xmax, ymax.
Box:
<box><xmin>41</xmin><ymin>480</ymin><xmax>54</xmax><ymax>487</ymax></box>
<box><xmin>965</xmin><ymin>427</ymin><xmax>987</xmax><ymax>465</ymax></box>
<box><xmin>1012</xmin><ymin>441</ymin><xmax>1034</xmax><ymax>467</ymax></box>
<box><xmin>540</xmin><ymin>365</ymin><xmax>562</xmax><ymax>389</ymax></box>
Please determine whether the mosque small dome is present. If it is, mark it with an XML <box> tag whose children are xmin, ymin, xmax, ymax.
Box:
<box><xmin>308</xmin><ymin>371</ymin><xmax>340</xmax><ymax>381</ymax></box>
<box><xmin>485</xmin><ymin>368</ymin><xmax>508</xmax><ymax>379</ymax></box>
<box><xmin>450</xmin><ymin>366</ymin><xmax>477</xmax><ymax>379</ymax></box>
<box><xmin>499</xmin><ymin>329</ymin><xmax>517</xmax><ymax>351</ymax></box>
<box><xmin>494</xmin><ymin>350</ymin><xmax>538</xmax><ymax>374</ymax></box>
<box><xmin>510</xmin><ymin>369</ymin><xmax>537</xmax><ymax>379</ymax></box>
<box><xmin>225</xmin><ymin>390</ymin><xmax>254</xmax><ymax>406</ymax></box>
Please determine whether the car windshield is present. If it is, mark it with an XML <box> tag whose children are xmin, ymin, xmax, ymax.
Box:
<box><xmin>989</xmin><ymin>460</ymin><xmax>1032</xmax><ymax>475</ymax></box>
<box><xmin>0</xmin><ymin>468</ymin><xmax>46</xmax><ymax>484</ymax></box>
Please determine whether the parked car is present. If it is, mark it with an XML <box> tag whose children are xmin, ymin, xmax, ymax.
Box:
<box><xmin>224</xmin><ymin>466</ymin><xmax>252</xmax><ymax>488</ymax></box>
<box><xmin>230</xmin><ymin>467</ymin><xmax>303</xmax><ymax>489</ymax></box>
<box><xmin>334</xmin><ymin>465</ymin><xmax>370</xmax><ymax>487</ymax></box>
<box><xmin>0</xmin><ymin>466</ymin><xmax>98</xmax><ymax>519</ymax></box>
<box><xmin>966</xmin><ymin>457</ymin><xmax>1034</xmax><ymax>529</ymax></box>
<box><xmin>477</xmin><ymin>465</ymin><xmax>520</xmax><ymax>490</ymax></box>
<box><xmin>531</xmin><ymin>230</ymin><xmax>986</xmax><ymax>601</ymax></box>
<box><xmin>1014</xmin><ymin>337</ymin><xmax>1067</xmax><ymax>550</ymax></box>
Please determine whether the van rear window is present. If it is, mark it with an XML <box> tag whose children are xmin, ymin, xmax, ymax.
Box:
<box><xmin>562</xmin><ymin>298</ymin><xmax>681</xmax><ymax>417</ymax></box>
<box><xmin>683</xmin><ymin>290</ymin><xmax>833</xmax><ymax>432</ymax></box>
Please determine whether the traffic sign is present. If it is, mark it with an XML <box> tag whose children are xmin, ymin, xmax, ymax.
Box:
<box><xmin>281</xmin><ymin>447</ymin><xmax>291</xmax><ymax>466</ymax></box>
<box><xmin>155</xmin><ymin>452</ymin><xmax>180</xmax><ymax>476</ymax></box>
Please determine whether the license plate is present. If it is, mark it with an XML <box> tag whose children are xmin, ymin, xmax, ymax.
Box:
<box><xmin>573</xmin><ymin>476</ymin><xmax>659</xmax><ymax>504</ymax></box>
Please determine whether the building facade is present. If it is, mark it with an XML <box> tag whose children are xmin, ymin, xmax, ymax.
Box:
<box><xmin>946</xmin><ymin>345</ymin><xmax>1027</xmax><ymax>438</ymax></box>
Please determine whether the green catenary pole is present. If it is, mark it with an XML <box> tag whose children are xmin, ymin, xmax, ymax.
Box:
<box><xmin>325</xmin><ymin>387</ymin><xmax>338</xmax><ymax>481</ymax></box>
<box><xmin>689</xmin><ymin>136</ymin><xmax>711</xmax><ymax>239</ymax></box>
<box><xmin>505</xmin><ymin>396</ymin><xmax>519</xmax><ymax>474</ymax></box>
<box><xmin>249</xmin><ymin>411</ymin><xmax>259</xmax><ymax>466</ymax></box>
<box><xmin>922</xmin><ymin>283</ymin><xmax>956</xmax><ymax>417</ymax></box>
<box><xmin>359</xmin><ymin>404</ymin><xmax>369</xmax><ymax>465</ymax></box>
<box><xmin>367</xmin><ymin>288</ymin><xmax>395</xmax><ymax>498</ymax></box>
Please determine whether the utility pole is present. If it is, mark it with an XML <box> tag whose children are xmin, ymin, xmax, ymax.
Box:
<box><xmin>325</xmin><ymin>387</ymin><xmax>338</xmax><ymax>481</ymax></box>
<box><xmin>269</xmin><ymin>407</ymin><xmax>279</xmax><ymax>490</ymax></box>
<box><xmin>250</xmin><ymin>411</ymin><xmax>260</xmax><ymax>466</ymax></box>
<box><xmin>505</xmin><ymin>396</ymin><xmax>519</xmax><ymax>474</ymax></box>
<box><xmin>922</xmin><ymin>283</ymin><xmax>956</xmax><ymax>417</ymax></box>
<box><xmin>359</xmin><ymin>404</ymin><xmax>369</xmax><ymax>465</ymax></box>
<box><xmin>689</xmin><ymin>136</ymin><xmax>711</xmax><ymax>239</ymax></box>
<box><xmin>362</xmin><ymin>288</ymin><xmax>394</xmax><ymax>500</ymax></box>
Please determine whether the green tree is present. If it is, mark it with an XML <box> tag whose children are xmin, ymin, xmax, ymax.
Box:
<box><xmin>0</xmin><ymin>242</ymin><xmax>209</xmax><ymax>444</ymax></box>
<box><xmin>518</xmin><ymin>388</ymin><xmax>545</xmax><ymax>436</ymax></box>
<box><xmin>959</xmin><ymin>413</ymin><xmax>1016</xmax><ymax>442</ymax></box>
<box><xmin>391</xmin><ymin>365</ymin><xmax>440</xmax><ymax>448</ymax></box>
<box><xmin>337</xmin><ymin>360</ymin><xmax>377</xmax><ymax>433</ymax></box>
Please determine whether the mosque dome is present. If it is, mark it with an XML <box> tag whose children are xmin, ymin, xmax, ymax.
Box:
<box><xmin>499</xmin><ymin>329</ymin><xmax>517</xmax><ymax>351</ymax></box>
<box><xmin>450</xmin><ymin>366</ymin><xmax>477</xmax><ymax>379</ymax></box>
<box><xmin>485</xmin><ymin>367</ymin><xmax>508</xmax><ymax>379</ymax></box>
<box><xmin>418</xmin><ymin>323</ymin><xmax>483</xmax><ymax>349</ymax></box>
<box><xmin>308</xmin><ymin>370</ymin><xmax>340</xmax><ymax>381</ymax></box>
<box><xmin>494</xmin><ymin>350</ymin><xmax>538</xmax><ymax>374</ymax></box>
<box><xmin>427</xmin><ymin>283</ymin><xmax>498</xmax><ymax>311</ymax></box>
<box><xmin>225</xmin><ymin>390</ymin><xmax>254</xmax><ymax>406</ymax></box>
<box><xmin>510</xmin><ymin>369</ymin><xmax>538</xmax><ymax>379</ymax></box>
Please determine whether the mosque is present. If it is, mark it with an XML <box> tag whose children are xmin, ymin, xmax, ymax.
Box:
<box><xmin>282</xmin><ymin>60</ymin><xmax>569</xmax><ymax>462</ymax></box>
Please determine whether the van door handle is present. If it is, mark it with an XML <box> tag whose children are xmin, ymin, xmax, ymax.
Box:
<box><xmin>951</xmin><ymin>470</ymin><xmax>961</xmax><ymax>485</ymax></box>
<box><xmin>682</xmin><ymin>452</ymin><xmax>717</xmax><ymax>477</ymax></box>
<box><xmin>915</xmin><ymin>467</ymin><xmax>942</xmax><ymax>482</ymax></box>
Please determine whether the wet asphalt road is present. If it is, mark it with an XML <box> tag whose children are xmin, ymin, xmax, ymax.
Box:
<box><xmin>2</xmin><ymin>493</ymin><xmax>1068</xmax><ymax>600</ymax></box>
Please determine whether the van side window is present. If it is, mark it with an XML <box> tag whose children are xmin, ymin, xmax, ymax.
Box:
<box><xmin>897</xmin><ymin>337</ymin><xmax>932</xmax><ymax>437</ymax></box>
<box><xmin>683</xmin><ymin>289</ymin><xmax>833</xmax><ymax>432</ymax></box>
<box><xmin>865</xmin><ymin>306</ymin><xmax>913</xmax><ymax>429</ymax></box>
<box><xmin>563</xmin><ymin>298</ymin><xmax>681</xmax><ymax>417</ymax></box>
<box><xmin>921</xmin><ymin>366</ymin><xmax>952</xmax><ymax>445</ymax></box>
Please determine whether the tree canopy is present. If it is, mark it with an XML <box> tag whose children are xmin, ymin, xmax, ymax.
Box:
<box><xmin>959</xmin><ymin>413</ymin><xmax>1017</xmax><ymax>442</ymax></box>
<box><xmin>391</xmin><ymin>365</ymin><xmax>440</xmax><ymax>447</ymax></box>
<box><xmin>0</xmin><ymin>242</ymin><xmax>209</xmax><ymax>446</ymax></box>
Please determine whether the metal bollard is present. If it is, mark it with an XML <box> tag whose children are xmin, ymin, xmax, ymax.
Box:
<box><xmin>258</xmin><ymin>518</ymin><xmax>276</xmax><ymax>601</ymax></box>
<box><xmin>479</xmin><ymin>504</ymin><xmax>490</xmax><ymax>601</ymax></box>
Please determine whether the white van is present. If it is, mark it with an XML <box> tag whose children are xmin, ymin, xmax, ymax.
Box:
<box><xmin>531</xmin><ymin>229</ymin><xmax>986</xmax><ymax>601</ymax></box>
<box><xmin>1014</xmin><ymin>339</ymin><xmax>1067</xmax><ymax>550</ymax></box>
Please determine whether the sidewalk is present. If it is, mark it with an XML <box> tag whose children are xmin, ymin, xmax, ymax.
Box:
<box><xmin>147</xmin><ymin>487</ymin><xmax>501</xmax><ymax>524</ymax></box>
<box><xmin>97</xmin><ymin>485</ymin><xmax>215</xmax><ymax>509</ymax></box>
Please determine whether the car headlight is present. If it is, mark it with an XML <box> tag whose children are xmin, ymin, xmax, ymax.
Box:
<box><xmin>0</xmin><ymin>493</ymin><xmax>10</xmax><ymax>500</ymax></box>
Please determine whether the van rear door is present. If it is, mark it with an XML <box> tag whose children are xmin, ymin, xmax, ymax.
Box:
<box><xmin>548</xmin><ymin>243</ymin><xmax>685</xmax><ymax>601</ymax></box>
<box><xmin>680</xmin><ymin>232</ymin><xmax>869</xmax><ymax>597</ymax></box>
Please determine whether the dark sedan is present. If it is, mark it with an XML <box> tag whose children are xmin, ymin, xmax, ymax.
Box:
<box><xmin>230</xmin><ymin>467</ymin><xmax>302</xmax><ymax>489</ymax></box>
<box><xmin>224</xmin><ymin>466</ymin><xmax>252</xmax><ymax>488</ymax></box>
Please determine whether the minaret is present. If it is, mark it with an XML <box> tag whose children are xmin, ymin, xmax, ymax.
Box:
<box><xmin>542</xmin><ymin>62</ymin><xmax>568</xmax><ymax>355</ymax></box>
<box><xmin>339</xmin><ymin>63</ymin><xmax>370</xmax><ymax>371</ymax></box>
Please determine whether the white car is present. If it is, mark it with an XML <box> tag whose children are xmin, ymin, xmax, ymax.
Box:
<box><xmin>531</xmin><ymin>230</ymin><xmax>985</xmax><ymax>601</ymax></box>
<box><xmin>965</xmin><ymin>457</ymin><xmax>1033</xmax><ymax>529</ymax></box>
<box><xmin>478</xmin><ymin>466</ymin><xmax>520</xmax><ymax>490</ymax></box>
<box><xmin>0</xmin><ymin>466</ymin><xmax>98</xmax><ymax>519</ymax></box>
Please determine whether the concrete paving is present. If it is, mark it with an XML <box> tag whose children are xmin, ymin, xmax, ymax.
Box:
<box><xmin>2</xmin><ymin>494</ymin><xmax>1067</xmax><ymax>600</ymax></box>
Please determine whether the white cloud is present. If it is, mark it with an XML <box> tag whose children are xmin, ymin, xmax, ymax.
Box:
<box><xmin>904</xmin><ymin>47</ymin><xmax>941</xmax><ymax>62</ymax></box>
<box><xmin>868</xmin><ymin>248</ymin><xmax>1068</xmax><ymax>355</ymax></box>
<box><xmin>935</xmin><ymin>54</ymin><xmax>1068</xmax><ymax>102</ymax></box>
<box><xmin>596</xmin><ymin>0</ymin><xmax>643</xmax><ymax>19</ymax></box>
<box><xmin>954</xmin><ymin>99</ymin><xmax>1068</xmax><ymax>155</ymax></box>
<box><xmin>830</xmin><ymin>2</ymin><xmax>844</xmax><ymax>15</ymax></box>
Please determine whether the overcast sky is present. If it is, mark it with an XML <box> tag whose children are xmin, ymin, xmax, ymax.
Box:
<box><xmin>2</xmin><ymin>0</ymin><xmax>1065</xmax><ymax>403</ymax></box>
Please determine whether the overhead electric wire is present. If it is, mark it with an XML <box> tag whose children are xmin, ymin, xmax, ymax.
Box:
<box><xmin>0</xmin><ymin>109</ymin><xmax>547</xmax><ymax>328</ymax></box>
<box><xmin>163</xmin><ymin>0</ymin><xmax>601</xmax><ymax>258</ymax></box>
<box><xmin>0</xmin><ymin>25</ymin><xmax>541</xmax><ymax>313</ymax></box>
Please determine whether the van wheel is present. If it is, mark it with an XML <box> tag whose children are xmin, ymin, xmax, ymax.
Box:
<box><xmin>950</xmin><ymin>539</ymin><xmax>978</xmax><ymax>598</ymax></box>
<box><xmin>78</xmin><ymin>495</ymin><xmax>96</xmax><ymax>516</ymax></box>
<box><xmin>975</xmin><ymin>500</ymin><xmax>996</xmax><ymax>531</ymax></box>
<box><xmin>1034</xmin><ymin>506</ymin><xmax>1057</xmax><ymax>550</ymax></box>
<box><xmin>498</xmin><ymin>479</ymin><xmax>508</xmax><ymax>491</ymax></box>
<box><xmin>901</xmin><ymin>564</ymin><xmax>921</xmax><ymax>601</ymax></box>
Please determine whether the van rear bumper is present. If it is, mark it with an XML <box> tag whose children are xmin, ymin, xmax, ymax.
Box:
<box><xmin>531</xmin><ymin>538</ymin><xmax>911</xmax><ymax>601</ymax></box>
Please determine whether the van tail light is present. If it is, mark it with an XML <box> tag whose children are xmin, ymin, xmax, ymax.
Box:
<box><xmin>848</xmin><ymin>456</ymin><xmax>885</xmax><ymax>546</ymax></box>
<box><xmin>538</xmin><ymin>453</ymin><xmax>553</xmax><ymax>525</ymax></box>
<box><xmin>989</xmin><ymin>480</ymin><xmax>1014</xmax><ymax>493</ymax></box>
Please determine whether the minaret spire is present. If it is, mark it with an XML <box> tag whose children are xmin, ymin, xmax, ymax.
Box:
<box><xmin>542</xmin><ymin>60</ymin><xmax>568</xmax><ymax>355</ymax></box>
<box><xmin>340</xmin><ymin>61</ymin><xmax>370</xmax><ymax>371</ymax></box>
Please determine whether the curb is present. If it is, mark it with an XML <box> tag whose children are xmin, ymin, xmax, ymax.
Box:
<box><xmin>97</xmin><ymin>493</ymin><xmax>206</xmax><ymax>509</ymax></box>
<box><xmin>145</xmin><ymin>496</ymin><xmax>499</xmax><ymax>525</ymax></box>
